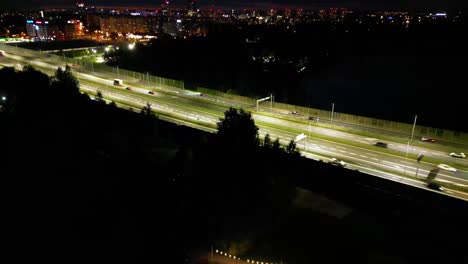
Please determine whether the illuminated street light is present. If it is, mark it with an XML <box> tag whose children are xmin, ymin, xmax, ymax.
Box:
<box><xmin>128</xmin><ymin>43</ymin><xmax>135</xmax><ymax>50</ymax></box>
<box><xmin>104</xmin><ymin>46</ymin><xmax>110</xmax><ymax>52</ymax></box>
<box><xmin>1</xmin><ymin>96</ymin><xmax>6</xmax><ymax>101</ymax></box>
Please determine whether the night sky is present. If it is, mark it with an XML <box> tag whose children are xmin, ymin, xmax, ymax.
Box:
<box><xmin>2</xmin><ymin>0</ymin><xmax>468</xmax><ymax>10</ymax></box>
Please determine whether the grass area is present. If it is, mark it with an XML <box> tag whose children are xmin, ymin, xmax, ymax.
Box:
<box><xmin>255</xmin><ymin>119</ymin><xmax>468</xmax><ymax>170</ymax></box>
<box><xmin>256</xmin><ymin>110</ymin><xmax>465</xmax><ymax>153</ymax></box>
<box><xmin>14</xmin><ymin>57</ymin><xmax>468</xmax><ymax>171</ymax></box>
<box><xmin>436</xmin><ymin>181</ymin><xmax>468</xmax><ymax>193</ymax></box>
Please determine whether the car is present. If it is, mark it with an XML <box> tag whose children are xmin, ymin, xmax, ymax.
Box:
<box><xmin>125</xmin><ymin>87</ymin><xmax>131</xmax><ymax>91</ymax></box>
<box><xmin>427</xmin><ymin>182</ymin><xmax>444</xmax><ymax>191</ymax></box>
<box><xmin>199</xmin><ymin>93</ymin><xmax>204</xmax><ymax>96</ymax></box>
<box><xmin>291</xmin><ymin>111</ymin><xmax>300</xmax><ymax>115</ymax></box>
<box><xmin>308</xmin><ymin>116</ymin><xmax>315</xmax><ymax>121</ymax></box>
<box><xmin>449</xmin><ymin>152</ymin><xmax>465</xmax><ymax>158</ymax></box>
<box><xmin>330</xmin><ymin>158</ymin><xmax>346</xmax><ymax>167</ymax></box>
<box><xmin>374</xmin><ymin>142</ymin><xmax>388</xmax><ymax>148</ymax></box>
<box><xmin>437</xmin><ymin>163</ymin><xmax>457</xmax><ymax>172</ymax></box>
<box><xmin>148</xmin><ymin>91</ymin><xmax>154</xmax><ymax>95</ymax></box>
<box><xmin>421</xmin><ymin>137</ymin><xmax>436</xmax><ymax>142</ymax></box>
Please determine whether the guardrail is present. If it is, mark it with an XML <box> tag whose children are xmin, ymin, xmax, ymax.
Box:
<box><xmin>2</xmin><ymin>42</ymin><xmax>466</xmax><ymax>145</ymax></box>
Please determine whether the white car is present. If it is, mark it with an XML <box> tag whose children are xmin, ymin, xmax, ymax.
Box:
<box><xmin>330</xmin><ymin>158</ymin><xmax>346</xmax><ymax>167</ymax></box>
<box><xmin>437</xmin><ymin>164</ymin><xmax>457</xmax><ymax>172</ymax></box>
<box><xmin>449</xmin><ymin>152</ymin><xmax>465</xmax><ymax>158</ymax></box>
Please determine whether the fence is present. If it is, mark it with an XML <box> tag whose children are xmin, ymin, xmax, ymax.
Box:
<box><xmin>2</xmin><ymin>42</ymin><xmax>466</xmax><ymax>144</ymax></box>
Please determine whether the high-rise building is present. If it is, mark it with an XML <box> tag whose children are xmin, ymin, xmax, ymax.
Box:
<box><xmin>99</xmin><ymin>16</ymin><xmax>149</xmax><ymax>34</ymax></box>
<box><xmin>187</xmin><ymin>0</ymin><xmax>197</xmax><ymax>16</ymax></box>
<box><xmin>25</xmin><ymin>19</ymin><xmax>59</xmax><ymax>40</ymax></box>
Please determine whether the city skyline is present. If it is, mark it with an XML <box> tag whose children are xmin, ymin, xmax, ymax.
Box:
<box><xmin>2</xmin><ymin>0</ymin><xmax>468</xmax><ymax>10</ymax></box>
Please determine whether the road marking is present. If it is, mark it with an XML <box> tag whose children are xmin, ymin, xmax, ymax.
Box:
<box><xmin>339</xmin><ymin>150</ymin><xmax>346</xmax><ymax>153</ymax></box>
<box><xmin>330</xmin><ymin>148</ymin><xmax>337</xmax><ymax>151</ymax></box>
<box><xmin>360</xmin><ymin>155</ymin><xmax>368</xmax><ymax>158</ymax></box>
<box><xmin>372</xmin><ymin>158</ymin><xmax>379</xmax><ymax>161</ymax></box>
<box><xmin>350</xmin><ymin>152</ymin><xmax>356</xmax><ymax>155</ymax></box>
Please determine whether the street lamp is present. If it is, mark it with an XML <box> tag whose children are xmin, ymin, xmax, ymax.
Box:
<box><xmin>128</xmin><ymin>43</ymin><xmax>135</xmax><ymax>50</ymax></box>
<box><xmin>330</xmin><ymin>102</ymin><xmax>335</xmax><ymax>125</ymax></box>
<box><xmin>404</xmin><ymin>114</ymin><xmax>417</xmax><ymax>175</ymax></box>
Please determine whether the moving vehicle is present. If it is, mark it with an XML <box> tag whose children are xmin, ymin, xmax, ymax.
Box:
<box><xmin>125</xmin><ymin>87</ymin><xmax>131</xmax><ymax>91</ymax></box>
<box><xmin>148</xmin><ymin>91</ymin><xmax>154</xmax><ymax>95</ymax></box>
<box><xmin>0</xmin><ymin>50</ymin><xmax>5</xmax><ymax>56</ymax></box>
<box><xmin>421</xmin><ymin>137</ymin><xmax>436</xmax><ymax>142</ymax></box>
<box><xmin>113</xmin><ymin>79</ymin><xmax>123</xmax><ymax>86</ymax></box>
<box><xmin>374</xmin><ymin>142</ymin><xmax>388</xmax><ymax>148</ymax></box>
<box><xmin>427</xmin><ymin>182</ymin><xmax>444</xmax><ymax>191</ymax></box>
<box><xmin>330</xmin><ymin>158</ymin><xmax>346</xmax><ymax>167</ymax></box>
<box><xmin>437</xmin><ymin>164</ymin><xmax>457</xmax><ymax>172</ymax></box>
<box><xmin>449</xmin><ymin>152</ymin><xmax>465</xmax><ymax>158</ymax></box>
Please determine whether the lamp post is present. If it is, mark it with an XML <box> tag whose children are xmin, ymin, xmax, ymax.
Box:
<box><xmin>330</xmin><ymin>102</ymin><xmax>335</xmax><ymax>125</ymax></box>
<box><xmin>404</xmin><ymin>115</ymin><xmax>417</xmax><ymax>175</ymax></box>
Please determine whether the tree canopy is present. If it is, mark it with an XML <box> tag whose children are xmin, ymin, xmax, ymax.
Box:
<box><xmin>217</xmin><ymin>107</ymin><xmax>259</xmax><ymax>150</ymax></box>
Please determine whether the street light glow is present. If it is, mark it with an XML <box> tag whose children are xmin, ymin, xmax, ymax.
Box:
<box><xmin>1</xmin><ymin>96</ymin><xmax>6</xmax><ymax>101</ymax></box>
<box><xmin>128</xmin><ymin>43</ymin><xmax>135</xmax><ymax>50</ymax></box>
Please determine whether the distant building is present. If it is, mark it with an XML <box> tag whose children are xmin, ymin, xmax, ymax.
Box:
<box><xmin>25</xmin><ymin>19</ymin><xmax>59</xmax><ymax>40</ymax></box>
<box><xmin>63</xmin><ymin>19</ymin><xmax>84</xmax><ymax>40</ymax></box>
<box><xmin>99</xmin><ymin>16</ymin><xmax>149</xmax><ymax>34</ymax></box>
<box><xmin>187</xmin><ymin>0</ymin><xmax>197</xmax><ymax>16</ymax></box>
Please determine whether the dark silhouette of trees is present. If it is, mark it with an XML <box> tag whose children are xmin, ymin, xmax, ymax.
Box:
<box><xmin>140</xmin><ymin>102</ymin><xmax>155</xmax><ymax>117</ymax></box>
<box><xmin>95</xmin><ymin>91</ymin><xmax>105</xmax><ymax>104</ymax></box>
<box><xmin>286</xmin><ymin>140</ymin><xmax>301</xmax><ymax>156</ymax></box>
<box><xmin>272</xmin><ymin>137</ymin><xmax>281</xmax><ymax>151</ymax></box>
<box><xmin>52</xmin><ymin>65</ymin><xmax>79</xmax><ymax>97</ymax></box>
<box><xmin>217</xmin><ymin>107</ymin><xmax>259</xmax><ymax>150</ymax></box>
<box><xmin>263</xmin><ymin>133</ymin><xmax>272</xmax><ymax>148</ymax></box>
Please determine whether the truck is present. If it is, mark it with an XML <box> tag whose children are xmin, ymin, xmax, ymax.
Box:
<box><xmin>113</xmin><ymin>79</ymin><xmax>123</xmax><ymax>86</ymax></box>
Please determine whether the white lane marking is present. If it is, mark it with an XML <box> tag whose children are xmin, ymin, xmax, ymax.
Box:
<box><xmin>350</xmin><ymin>153</ymin><xmax>357</xmax><ymax>155</ymax></box>
<box><xmin>339</xmin><ymin>150</ymin><xmax>346</xmax><ymax>153</ymax></box>
<box><xmin>365</xmin><ymin>138</ymin><xmax>377</xmax><ymax>141</ymax></box>
<box><xmin>372</xmin><ymin>158</ymin><xmax>379</xmax><ymax>161</ymax></box>
<box><xmin>330</xmin><ymin>148</ymin><xmax>337</xmax><ymax>151</ymax></box>
<box><xmin>360</xmin><ymin>155</ymin><xmax>368</xmax><ymax>158</ymax></box>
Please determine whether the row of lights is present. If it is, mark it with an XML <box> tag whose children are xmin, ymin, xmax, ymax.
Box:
<box><xmin>215</xmin><ymin>249</ymin><xmax>278</xmax><ymax>264</ymax></box>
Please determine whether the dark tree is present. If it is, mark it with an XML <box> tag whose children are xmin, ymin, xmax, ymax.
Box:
<box><xmin>52</xmin><ymin>65</ymin><xmax>80</xmax><ymax>96</ymax></box>
<box><xmin>272</xmin><ymin>137</ymin><xmax>281</xmax><ymax>151</ymax></box>
<box><xmin>140</xmin><ymin>103</ymin><xmax>155</xmax><ymax>117</ymax></box>
<box><xmin>286</xmin><ymin>139</ymin><xmax>300</xmax><ymax>156</ymax></box>
<box><xmin>217</xmin><ymin>107</ymin><xmax>259</xmax><ymax>149</ymax></box>
<box><xmin>95</xmin><ymin>91</ymin><xmax>105</xmax><ymax>104</ymax></box>
<box><xmin>263</xmin><ymin>133</ymin><xmax>272</xmax><ymax>148</ymax></box>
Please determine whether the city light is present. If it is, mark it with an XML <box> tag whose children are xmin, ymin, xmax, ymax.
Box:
<box><xmin>128</xmin><ymin>43</ymin><xmax>135</xmax><ymax>50</ymax></box>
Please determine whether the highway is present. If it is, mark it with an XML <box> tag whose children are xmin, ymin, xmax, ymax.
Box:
<box><xmin>1</xmin><ymin>46</ymin><xmax>467</xmax><ymax>201</ymax></box>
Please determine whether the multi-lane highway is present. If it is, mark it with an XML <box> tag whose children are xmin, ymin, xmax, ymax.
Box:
<box><xmin>1</xmin><ymin>46</ymin><xmax>467</xmax><ymax>200</ymax></box>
